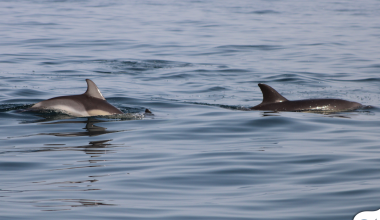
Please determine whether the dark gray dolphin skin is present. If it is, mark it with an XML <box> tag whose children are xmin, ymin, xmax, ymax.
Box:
<box><xmin>251</xmin><ymin>83</ymin><xmax>363</xmax><ymax>112</ymax></box>
<box><xmin>28</xmin><ymin>79</ymin><xmax>123</xmax><ymax>117</ymax></box>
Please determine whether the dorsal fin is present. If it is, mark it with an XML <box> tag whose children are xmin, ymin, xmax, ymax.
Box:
<box><xmin>84</xmin><ymin>79</ymin><xmax>106</xmax><ymax>100</ymax></box>
<box><xmin>258</xmin><ymin>83</ymin><xmax>288</xmax><ymax>104</ymax></box>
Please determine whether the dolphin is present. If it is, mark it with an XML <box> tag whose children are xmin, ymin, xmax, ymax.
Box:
<box><xmin>251</xmin><ymin>83</ymin><xmax>363</xmax><ymax>112</ymax></box>
<box><xmin>28</xmin><ymin>79</ymin><xmax>123</xmax><ymax>117</ymax></box>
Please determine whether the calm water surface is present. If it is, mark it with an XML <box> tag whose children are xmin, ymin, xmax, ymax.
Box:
<box><xmin>1</xmin><ymin>1</ymin><xmax>380</xmax><ymax>219</ymax></box>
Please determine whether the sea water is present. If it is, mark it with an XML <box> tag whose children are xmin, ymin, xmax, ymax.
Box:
<box><xmin>1</xmin><ymin>1</ymin><xmax>380</xmax><ymax>219</ymax></box>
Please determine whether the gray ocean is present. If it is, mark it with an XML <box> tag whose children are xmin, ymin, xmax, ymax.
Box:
<box><xmin>1</xmin><ymin>1</ymin><xmax>380</xmax><ymax>219</ymax></box>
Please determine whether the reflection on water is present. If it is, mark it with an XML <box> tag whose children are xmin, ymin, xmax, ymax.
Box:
<box><xmin>261</xmin><ymin>111</ymin><xmax>281</xmax><ymax>117</ymax></box>
<box><xmin>4</xmin><ymin>118</ymin><xmax>127</xmax><ymax>157</ymax></box>
<box><xmin>36</xmin><ymin>199</ymin><xmax>116</xmax><ymax>212</ymax></box>
<box><xmin>45</xmin><ymin>118</ymin><xmax>125</xmax><ymax>155</ymax></box>
<box><xmin>42</xmin><ymin>118</ymin><xmax>125</xmax><ymax>137</ymax></box>
<box><xmin>39</xmin><ymin>139</ymin><xmax>118</xmax><ymax>155</ymax></box>
<box><xmin>13</xmin><ymin>118</ymin><xmax>122</xmax><ymax>211</ymax></box>
<box><xmin>82</xmin><ymin>139</ymin><xmax>115</xmax><ymax>156</ymax></box>
<box><xmin>40</xmin><ymin>118</ymin><xmax>126</xmax><ymax>155</ymax></box>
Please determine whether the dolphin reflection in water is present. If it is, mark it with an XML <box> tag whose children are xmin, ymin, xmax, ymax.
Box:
<box><xmin>29</xmin><ymin>79</ymin><xmax>124</xmax><ymax>117</ymax></box>
<box><xmin>251</xmin><ymin>84</ymin><xmax>364</xmax><ymax>112</ymax></box>
<box><xmin>39</xmin><ymin>118</ymin><xmax>125</xmax><ymax>155</ymax></box>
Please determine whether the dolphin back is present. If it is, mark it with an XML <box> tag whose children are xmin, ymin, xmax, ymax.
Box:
<box><xmin>251</xmin><ymin>83</ymin><xmax>363</xmax><ymax>112</ymax></box>
<box><xmin>28</xmin><ymin>79</ymin><xmax>123</xmax><ymax>117</ymax></box>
